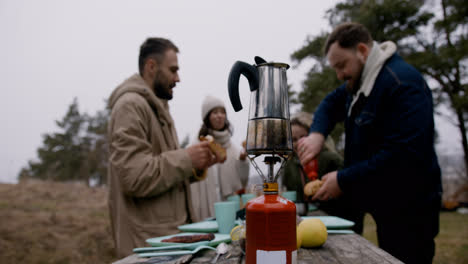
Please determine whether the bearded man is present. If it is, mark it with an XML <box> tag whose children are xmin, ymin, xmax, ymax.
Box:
<box><xmin>297</xmin><ymin>23</ymin><xmax>442</xmax><ymax>264</ymax></box>
<box><xmin>107</xmin><ymin>38</ymin><xmax>220</xmax><ymax>257</ymax></box>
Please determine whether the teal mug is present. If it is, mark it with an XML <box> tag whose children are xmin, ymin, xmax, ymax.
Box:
<box><xmin>214</xmin><ymin>201</ymin><xmax>238</xmax><ymax>234</ymax></box>
<box><xmin>281</xmin><ymin>191</ymin><xmax>297</xmax><ymax>202</ymax></box>
<box><xmin>227</xmin><ymin>195</ymin><xmax>241</xmax><ymax>211</ymax></box>
<box><xmin>241</xmin><ymin>193</ymin><xmax>255</xmax><ymax>206</ymax></box>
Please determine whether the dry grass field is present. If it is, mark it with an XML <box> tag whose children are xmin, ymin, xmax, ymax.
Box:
<box><xmin>0</xmin><ymin>180</ymin><xmax>116</xmax><ymax>264</ymax></box>
<box><xmin>363</xmin><ymin>212</ymin><xmax>468</xmax><ymax>264</ymax></box>
<box><xmin>1</xmin><ymin>180</ymin><xmax>467</xmax><ymax>264</ymax></box>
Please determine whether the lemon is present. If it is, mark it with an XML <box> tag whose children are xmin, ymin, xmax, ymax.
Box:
<box><xmin>296</xmin><ymin>228</ymin><xmax>302</xmax><ymax>249</ymax></box>
<box><xmin>297</xmin><ymin>218</ymin><xmax>327</xmax><ymax>248</ymax></box>
<box><xmin>230</xmin><ymin>225</ymin><xmax>245</xmax><ymax>241</ymax></box>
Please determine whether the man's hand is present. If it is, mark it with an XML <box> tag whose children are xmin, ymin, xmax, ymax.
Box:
<box><xmin>186</xmin><ymin>142</ymin><xmax>218</xmax><ymax>170</ymax></box>
<box><xmin>297</xmin><ymin>132</ymin><xmax>325</xmax><ymax>165</ymax></box>
<box><xmin>311</xmin><ymin>171</ymin><xmax>343</xmax><ymax>201</ymax></box>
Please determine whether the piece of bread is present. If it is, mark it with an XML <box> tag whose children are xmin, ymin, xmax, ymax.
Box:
<box><xmin>304</xmin><ymin>180</ymin><xmax>323</xmax><ymax>196</ymax></box>
<box><xmin>200</xmin><ymin>135</ymin><xmax>227</xmax><ymax>162</ymax></box>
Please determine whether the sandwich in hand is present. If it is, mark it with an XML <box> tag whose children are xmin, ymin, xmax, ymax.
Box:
<box><xmin>304</xmin><ymin>180</ymin><xmax>323</xmax><ymax>197</ymax></box>
<box><xmin>200</xmin><ymin>135</ymin><xmax>227</xmax><ymax>163</ymax></box>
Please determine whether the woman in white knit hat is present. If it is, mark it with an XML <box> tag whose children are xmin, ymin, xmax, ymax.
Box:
<box><xmin>190</xmin><ymin>95</ymin><xmax>250</xmax><ymax>222</ymax></box>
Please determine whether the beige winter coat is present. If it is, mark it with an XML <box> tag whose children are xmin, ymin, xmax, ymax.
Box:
<box><xmin>107</xmin><ymin>74</ymin><xmax>204</xmax><ymax>258</ymax></box>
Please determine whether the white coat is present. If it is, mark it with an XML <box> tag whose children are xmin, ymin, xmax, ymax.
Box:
<box><xmin>190</xmin><ymin>136</ymin><xmax>249</xmax><ymax>222</ymax></box>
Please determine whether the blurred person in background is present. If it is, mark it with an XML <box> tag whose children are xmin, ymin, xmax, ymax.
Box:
<box><xmin>297</xmin><ymin>22</ymin><xmax>442</xmax><ymax>263</ymax></box>
<box><xmin>107</xmin><ymin>38</ymin><xmax>221</xmax><ymax>257</ymax></box>
<box><xmin>281</xmin><ymin>112</ymin><xmax>364</xmax><ymax>233</ymax></box>
<box><xmin>190</xmin><ymin>95</ymin><xmax>250</xmax><ymax>222</ymax></box>
<box><xmin>282</xmin><ymin>112</ymin><xmax>343</xmax><ymax>202</ymax></box>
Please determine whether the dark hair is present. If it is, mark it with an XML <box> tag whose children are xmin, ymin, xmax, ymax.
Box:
<box><xmin>290</xmin><ymin>119</ymin><xmax>309</xmax><ymax>132</ymax></box>
<box><xmin>138</xmin><ymin>37</ymin><xmax>179</xmax><ymax>75</ymax></box>
<box><xmin>198</xmin><ymin>109</ymin><xmax>232</xmax><ymax>138</ymax></box>
<box><xmin>324</xmin><ymin>22</ymin><xmax>373</xmax><ymax>55</ymax></box>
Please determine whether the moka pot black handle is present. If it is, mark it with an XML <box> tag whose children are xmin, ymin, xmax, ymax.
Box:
<box><xmin>228</xmin><ymin>61</ymin><xmax>259</xmax><ymax>112</ymax></box>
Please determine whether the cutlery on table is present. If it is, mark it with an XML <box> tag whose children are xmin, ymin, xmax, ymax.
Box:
<box><xmin>211</xmin><ymin>242</ymin><xmax>228</xmax><ymax>263</ymax></box>
<box><xmin>137</xmin><ymin>245</ymin><xmax>216</xmax><ymax>258</ymax></box>
<box><xmin>133</xmin><ymin>241</ymin><xmax>209</xmax><ymax>253</ymax></box>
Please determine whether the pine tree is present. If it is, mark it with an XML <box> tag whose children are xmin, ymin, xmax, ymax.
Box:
<box><xmin>84</xmin><ymin>105</ymin><xmax>109</xmax><ymax>186</ymax></box>
<box><xmin>26</xmin><ymin>98</ymin><xmax>87</xmax><ymax>182</ymax></box>
<box><xmin>20</xmin><ymin>98</ymin><xmax>110</xmax><ymax>185</ymax></box>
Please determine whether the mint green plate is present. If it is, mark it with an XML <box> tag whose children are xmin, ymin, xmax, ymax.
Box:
<box><xmin>146</xmin><ymin>232</ymin><xmax>231</xmax><ymax>247</ymax></box>
<box><xmin>178</xmin><ymin>221</ymin><xmax>218</xmax><ymax>233</ymax></box>
<box><xmin>327</xmin><ymin>229</ymin><xmax>354</xmax><ymax>234</ymax></box>
<box><xmin>138</xmin><ymin>245</ymin><xmax>216</xmax><ymax>258</ymax></box>
<box><xmin>178</xmin><ymin>220</ymin><xmax>242</xmax><ymax>233</ymax></box>
<box><xmin>301</xmin><ymin>216</ymin><xmax>355</xmax><ymax>229</ymax></box>
<box><xmin>308</xmin><ymin>203</ymin><xmax>318</xmax><ymax>211</ymax></box>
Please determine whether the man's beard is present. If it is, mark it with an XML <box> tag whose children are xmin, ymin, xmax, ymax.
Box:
<box><xmin>153</xmin><ymin>81</ymin><xmax>173</xmax><ymax>100</ymax></box>
<box><xmin>153</xmin><ymin>71</ymin><xmax>173</xmax><ymax>100</ymax></box>
<box><xmin>345</xmin><ymin>76</ymin><xmax>360</xmax><ymax>94</ymax></box>
<box><xmin>345</xmin><ymin>63</ymin><xmax>364</xmax><ymax>94</ymax></box>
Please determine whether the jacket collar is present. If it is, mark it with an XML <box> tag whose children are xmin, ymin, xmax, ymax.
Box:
<box><xmin>109</xmin><ymin>73</ymin><xmax>175</xmax><ymax>128</ymax></box>
<box><xmin>348</xmin><ymin>41</ymin><xmax>397</xmax><ymax>116</ymax></box>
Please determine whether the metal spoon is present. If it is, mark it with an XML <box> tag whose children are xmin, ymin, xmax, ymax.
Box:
<box><xmin>211</xmin><ymin>242</ymin><xmax>228</xmax><ymax>263</ymax></box>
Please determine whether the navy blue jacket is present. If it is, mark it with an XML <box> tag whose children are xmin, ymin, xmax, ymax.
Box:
<box><xmin>310</xmin><ymin>53</ymin><xmax>442</xmax><ymax>212</ymax></box>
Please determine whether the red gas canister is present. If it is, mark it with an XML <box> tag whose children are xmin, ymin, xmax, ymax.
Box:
<box><xmin>245</xmin><ymin>183</ymin><xmax>297</xmax><ymax>264</ymax></box>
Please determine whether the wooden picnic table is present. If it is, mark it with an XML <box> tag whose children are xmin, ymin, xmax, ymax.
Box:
<box><xmin>112</xmin><ymin>210</ymin><xmax>403</xmax><ymax>264</ymax></box>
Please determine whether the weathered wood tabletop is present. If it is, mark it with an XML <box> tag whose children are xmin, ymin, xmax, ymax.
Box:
<box><xmin>113</xmin><ymin>210</ymin><xmax>403</xmax><ymax>264</ymax></box>
<box><xmin>113</xmin><ymin>232</ymin><xmax>402</xmax><ymax>264</ymax></box>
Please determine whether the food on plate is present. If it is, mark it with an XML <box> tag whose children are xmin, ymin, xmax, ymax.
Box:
<box><xmin>161</xmin><ymin>233</ymin><xmax>215</xmax><ymax>243</ymax></box>
<box><xmin>230</xmin><ymin>225</ymin><xmax>246</xmax><ymax>252</ymax></box>
<box><xmin>304</xmin><ymin>180</ymin><xmax>323</xmax><ymax>196</ymax></box>
<box><xmin>297</xmin><ymin>218</ymin><xmax>327</xmax><ymax>248</ymax></box>
<box><xmin>200</xmin><ymin>135</ymin><xmax>227</xmax><ymax>162</ymax></box>
<box><xmin>230</xmin><ymin>225</ymin><xmax>245</xmax><ymax>241</ymax></box>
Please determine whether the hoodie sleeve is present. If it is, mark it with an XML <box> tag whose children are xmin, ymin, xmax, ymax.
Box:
<box><xmin>108</xmin><ymin>93</ymin><xmax>193</xmax><ymax>198</ymax></box>
<box><xmin>309</xmin><ymin>85</ymin><xmax>348</xmax><ymax>136</ymax></box>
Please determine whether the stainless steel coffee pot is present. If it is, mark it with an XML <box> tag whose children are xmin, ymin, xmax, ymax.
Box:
<box><xmin>228</xmin><ymin>56</ymin><xmax>293</xmax><ymax>182</ymax></box>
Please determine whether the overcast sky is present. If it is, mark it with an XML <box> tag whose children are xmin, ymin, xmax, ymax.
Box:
<box><xmin>0</xmin><ymin>0</ymin><xmax>462</xmax><ymax>184</ymax></box>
